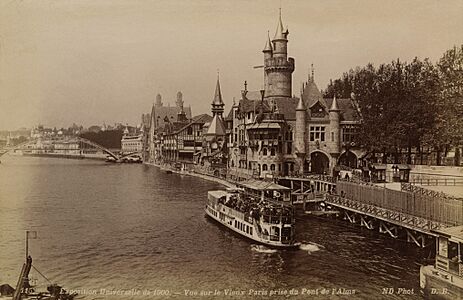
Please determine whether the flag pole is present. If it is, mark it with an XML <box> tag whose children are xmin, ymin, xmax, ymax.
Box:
<box><xmin>25</xmin><ymin>230</ymin><xmax>28</xmax><ymax>261</ymax></box>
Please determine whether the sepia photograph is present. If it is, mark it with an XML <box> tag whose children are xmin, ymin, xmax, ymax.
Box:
<box><xmin>0</xmin><ymin>0</ymin><xmax>462</xmax><ymax>299</ymax></box>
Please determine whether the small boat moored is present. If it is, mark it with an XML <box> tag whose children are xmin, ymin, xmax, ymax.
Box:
<box><xmin>206</xmin><ymin>179</ymin><xmax>299</xmax><ymax>248</ymax></box>
<box><xmin>420</xmin><ymin>225</ymin><xmax>463</xmax><ymax>299</ymax></box>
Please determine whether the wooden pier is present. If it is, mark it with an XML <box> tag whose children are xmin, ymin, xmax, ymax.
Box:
<box><xmin>277</xmin><ymin>176</ymin><xmax>463</xmax><ymax>248</ymax></box>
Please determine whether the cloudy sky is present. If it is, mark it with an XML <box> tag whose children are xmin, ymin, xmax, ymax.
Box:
<box><xmin>0</xmin><ymin>0</ymin><xmax>462</xmax><ymax>130</ymax></box>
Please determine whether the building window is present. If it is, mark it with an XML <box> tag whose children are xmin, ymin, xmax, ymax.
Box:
<box><xmin>270</xmin><ymin>164</ymin><xmax>275</xmax><ymax>171</ymax></box>
<box><xmin>310</xmin><ymin>126</ymin><xmax>325</xmax><ymax>142</ymax></box>
<box><xmin>187</xmin><ymin>127</ymin><xmax>193</xmax><ymax>135</ymax></box>
<box><xmin>286</xmin><ymin>128</ymin><xmax>293</xmax><ymax>141</ymax></box>
<box><xmin>262</xmin><ymin>164</ymin><xmax>268</xmax><ymax>171</ymax></box>
<box><xmin>263</xmin><ymin>148</ymin><xmax>268</xmax><ymax>156</ymax></box>
<box><xmin>287</xmin><ymin>142</ymin><xmax>292</xmax><ymax>154</ymax></box>
<box><xmin>342</xmin><ymin>125</ymin><xmax>358</xmax><ymax>144</ymax></box>
<box><xmin>271</xmin><ymin>148</ymin><xmax>275</xmax><ymax>156</ymax></box>
<box><xmin>331</xmin><ymin>132</ymin><xmax>334</xmax><ymax>142</ymax></box>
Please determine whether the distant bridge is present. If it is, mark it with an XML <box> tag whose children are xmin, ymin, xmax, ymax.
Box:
<box><xmin>0</xmin><ymin>137</ymin><xmax>121</xmax><ymax>160</ymax></box>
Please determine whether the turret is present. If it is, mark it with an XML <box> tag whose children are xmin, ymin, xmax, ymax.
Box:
<box><xmin>329</xmin><ymin>96</ymin><xmax>341</xmax><ymax>154</ymax></box>
<box><xmin>272</xmin><ymin>9</ymin><xmax>288</xmax><ymax>58</ymax></box>
<box><xmin>263</xmin><ymin>31</ymin><xmax>273</xmax><ymax>59</ymax></box>
<box><xmin>263</xmin><ymin>32</ymin><xmax>273</xmax><ymax>92</ymax></box>
<box><xmin>295</xmin><ymin>97</ymin><xmax>307</xmax><ymax>174</ymax></box>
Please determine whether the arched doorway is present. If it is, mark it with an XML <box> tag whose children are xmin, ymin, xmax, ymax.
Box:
<box><xmin>339</xmin><ymin>151</ymin><xmax>358</xmax><ymax>168</ymax></box>
<box><xmin>310</xmin><ymin>151</ymin><xmax>330</xmax><ymax>174</ymax></box>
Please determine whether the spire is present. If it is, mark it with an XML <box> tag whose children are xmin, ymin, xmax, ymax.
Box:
<box><xmin>211</xmin><ymin>73</ymin><xmax>225</xmax><ymax>117</ymax></box>
<box><xmin>263</xmin><ymin>31</ymin><xmax>273</xmax><ymax>52</ymax></box>
<box><xmin>296</xmin><ymin>96</ymin><xmax>306</xmax><ymax>111</ymax></box>
<box><xmin>273</xmin><ymin>8</ymin><xmax>287</xmax><ymax>41</ymax></box>
<box><xmin>330</xmin><ymin>96</ymin><xmax>340</xmax><ymax>111</ymax></box>
<box><xmin>212</xmin><ymin>73</ymin><xmax>223</xmax><ymax>105</ymax></box>
<box><xmin>311</xmin><ymin>63</ymin><xmax>315</xmax><ymax>82</ymax></box>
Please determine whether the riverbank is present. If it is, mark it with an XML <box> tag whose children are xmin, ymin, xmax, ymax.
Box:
<box><xmin>145</xmin><ymin>162</ymin><xmax>235</xmax><ymax>188</ymax></box>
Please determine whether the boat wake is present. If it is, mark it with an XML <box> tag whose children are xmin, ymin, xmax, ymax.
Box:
<box><xmin>299</xmin><ymin>242</ymin><xmax>323</xmax><ymax>253</ymax></box>
<box><xmin>251</xmin><ymin>244</ymin><xmax>278</xmax><ymax>253</ymax></box>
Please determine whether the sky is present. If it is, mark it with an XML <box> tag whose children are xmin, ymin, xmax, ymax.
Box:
<box><xmin>0</xmin><ymin>0</ymin><xmax>462</xmax><ymax>130</ymax></box>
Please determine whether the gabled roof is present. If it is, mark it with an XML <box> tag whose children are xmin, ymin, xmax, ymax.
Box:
<box><xmin>224</xmin><ymin>107</ymin><xmax>234</xmax><ymax>121</ymax></box>
<box><xmin>161</xmin><ymin>121</ymin><xmax>189</xmax><ymax>135</ymax></box>
<box><xmin>152</xmin><ymin>106</ymin><xmax>192</xmax><ymax>128</ymax></box>
<box><xmin>302</xmin><ymin>80</ymin><xmax>360</xmax><ymax>122</ymax></box>
<box><xmin>302</xmin><ymin>80</ymin><xmax>324</xmax><ymax>109</ymax></box>
<box><xmin>192</xmin><ymin>113</ymin><xmax>213</xmax><ymax>124</ymax></box>
<box><xmin>273</xmin><ymin>97</ymin><xmax>298</xmax><ymax>120</ymax></box>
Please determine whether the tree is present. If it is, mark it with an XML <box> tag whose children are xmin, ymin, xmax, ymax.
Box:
<box><xmin>434</xmin><ymin>45</ymin><xmax>463</xmax><ymax>165</ymax></box>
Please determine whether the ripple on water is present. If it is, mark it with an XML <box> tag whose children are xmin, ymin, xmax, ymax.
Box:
<box><xmin>299</xmin><ymin>242</ymin><xmax>323</xmax><ymax>253</ymax></box>
<box><xmin>0</xmin><ymin>157</ymin><xmax>424</xmax><ymax>299</ymax></box>
<box><xmin>250</xmin><ymin>244</ymin><xmax>278</xmax><ymax>253</ymax></box>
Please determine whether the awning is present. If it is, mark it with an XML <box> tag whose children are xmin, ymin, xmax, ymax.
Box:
<box><xmin>237</xmin><ymin>179</ymin><xmax>290</xmax><ymax>191</ymax></box>
<box><xmin>396</xmin><ymin>164</ymin><xmax>411</xmax><ymax>170</ymax></box>
<box><xmin>246</xmin><ymin>122</ymin><xmax>281</xmax><ymax>130</ymax></box>
<box><xmin>370</xmin><ymin>163</ymin><xmax>387</xmax><ymax>170</ymax></box>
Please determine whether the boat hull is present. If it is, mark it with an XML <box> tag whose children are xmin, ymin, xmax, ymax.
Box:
<box><xmin>420</xmin><ymin>265</ymin><xmax>463</xmax><ymax>299</ymax></box>
<box><xmin>205</xmin><ymin>204</ymin><xmax>299</xmax><ymax>249</ymax></box>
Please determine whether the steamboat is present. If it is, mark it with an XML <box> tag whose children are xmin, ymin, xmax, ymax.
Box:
<box><xmin>206</xmin><ymin>179</ymin><xmax>299</xmax><ymax>248</ymax></box>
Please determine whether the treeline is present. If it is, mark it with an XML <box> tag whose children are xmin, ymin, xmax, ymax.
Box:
<box><xmin>323</xmin><ymin>45</ymin><xmax>463</xmax><ymax>165</ymax></box>
<box><xmin>79</xmin><ymin>130</ymin><xmax>122</xmax><ymax>149</ymax></box>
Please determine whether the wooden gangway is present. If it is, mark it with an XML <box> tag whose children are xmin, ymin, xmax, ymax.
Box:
<box><xmin>323</xmin><ymin>180</ymin><xmax>463</xmax><ymax>247</ymax></box>
<box><xmin>275</xmin><ymin>175</ymin><xmax>462</xmax><ymax>247</ymax></box>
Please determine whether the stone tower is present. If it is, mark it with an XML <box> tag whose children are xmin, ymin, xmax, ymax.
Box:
<box><xmin>329</xmin><ymin>96</ymin><xmax>341</xmax><ymax>154</ymax></box>
<box><xmin>263</xmin><ymin>10</ymin><xmax>295</xmax><ymax>99</ymax></box>
<box><xmin>295</xmin><ymin>97</ymin><xmax>307</xmax><ymax>174</ymax></box>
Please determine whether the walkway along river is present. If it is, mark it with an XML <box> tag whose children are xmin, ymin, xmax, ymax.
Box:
<box><xmin>0</xmin><ymin>156</ymin><xmax>429</xmax><ymax>299</ymax></box>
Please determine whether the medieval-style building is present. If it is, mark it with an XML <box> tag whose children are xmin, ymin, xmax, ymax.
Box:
<box><xmin>146</xmin><ymin>92</ymin><xmax>193</xmax><ymax>163</ymax></box>
<box><xmin>225</xmin><ymin>11</ymin><xmax>362</xmax><ymax>178</ymax></box>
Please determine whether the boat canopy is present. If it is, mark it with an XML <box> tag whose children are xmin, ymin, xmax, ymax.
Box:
<box><xmin>208</xmin><ymin>190</ymin><xmax>229</xmax><ymax>199</ymax></box>
<box><xmin>237</xmin><ymin>179</ymin><xmax>290</xmax><ymax>191</ymax></box>
<box><xmin>432</xmin><ymin>225</ymin><xmax>463</xmax><ymax>243</ymax></box>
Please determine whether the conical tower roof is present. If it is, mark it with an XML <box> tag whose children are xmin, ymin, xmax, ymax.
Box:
<box><xmin>330</xmin><ymin>96</ymin><xmax>340</xmax><ymax>111</ymax></box>
<box><xmin>212</xmin><ymin>76</ymin><xmax>223</xmax><ymax>106</ymax></box>
<box><xmin>273</xmin><ymin>9</ymin><xmax>287</xmax><ymax>41</ymax></box>
<box><xmin>296</xmin><ymin>97</ymin><xmax>306</xmax><ymax>111</ymax></box>
<box><xmin>263</xmin><ymin>31</ymin><xmax>273</xmax><ymax>52</ymax></box>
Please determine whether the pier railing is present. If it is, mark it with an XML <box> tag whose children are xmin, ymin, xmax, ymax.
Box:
<box><xmin>334</xmin><ymin>181</ymin><xmax>463</xmax><ymax>227</ymax></box>
<box><xmin>409</xmin><ymin>178</ymin><xmax>463</xmax><ymax>186</ymax></box>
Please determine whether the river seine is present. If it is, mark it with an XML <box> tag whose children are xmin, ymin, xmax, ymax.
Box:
<box><xmin>0</xmin><ymin>156</ymin><xmax>427</xmax><ymax>299</ymax></box>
